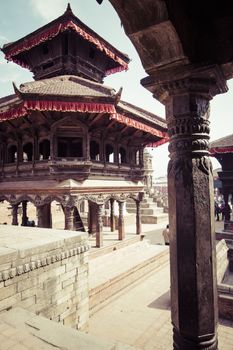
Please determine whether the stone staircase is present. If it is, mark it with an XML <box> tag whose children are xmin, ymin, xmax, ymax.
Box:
<box><xmin>126</xmin><ymin>193</ymin><xmax>168</xmax><ymax>224</ymax></box>
<box><xmin>89</xmin><ymin>239</ymin><xmax>169</xmax><ymax>315</ymax></box>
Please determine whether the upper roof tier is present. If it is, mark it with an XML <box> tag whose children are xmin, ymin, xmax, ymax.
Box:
<box><xmin>1</xmin><ymin>3</ymin><xmax>130</xmax><ymax>82</ymax></box>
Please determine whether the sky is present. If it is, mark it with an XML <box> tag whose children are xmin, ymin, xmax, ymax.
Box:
<box><xmin>0</xmin><ymin>0</ymin><xmax>232</xmax><ymax>177</ymax></box>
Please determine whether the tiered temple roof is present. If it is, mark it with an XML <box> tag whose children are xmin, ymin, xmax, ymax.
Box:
<box><xmin>210</xmin><ymin>134</ymin><xmax>233</xmax><ymax>155</ymax></box>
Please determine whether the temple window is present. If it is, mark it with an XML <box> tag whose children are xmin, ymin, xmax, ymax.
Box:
<box><xmin>119</xmin><ymin>147</ymin><xmax>127</xmax><ymax>164</ymax></box>
<box><xmin>23</xmin><ymin>143</ymin><xmax>33</xmax><ymax>162</ymax></box>
<box><xmin>57</xmin><ymin>137</ymin><xmax>83</xmax><ymax>158</ymax></box>
<box><xmin>42</xmin><ymin>44</ymin><xmax>49</xmax><ymax>55</ymax></box>
<box><xmin>7</xmin><ymin>145</ymin><xmax>17</xmax><ymax>163</ymax></box>
<box><xmin>105</xmin><ymin>144</ymin><xmax>114</xmax><ymax>163</ymax></box>
<box><xmin>39</xmin><ymin>139</ymin><xmax>50</xmax><ymax>160</ymax></box>
<box><xmin>90</xmin><ymin>140</ymin><xmax>100</xmax><ymax>161</ymax></box>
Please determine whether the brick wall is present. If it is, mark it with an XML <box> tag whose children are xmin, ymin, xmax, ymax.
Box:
<box><xmin>0</xmin><ymin>226</ymin><xmax>89</xmax><ymax>329</ymax></box>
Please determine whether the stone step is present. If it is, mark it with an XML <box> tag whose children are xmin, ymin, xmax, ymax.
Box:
<box><xmin>127</xmin><ymin>207</ymin><xmax>164</xmax><ymax>215</ymax></box>
<box><xmin>126</xmin><ymin>202</ymin><xmax>152</xmax><ymax>209</ymax></box>
<box><xmin>142</xmin><ymin>213</ymin><xmax>168</xmax><ymax>224</ymax></box>
<box><xmin>89</xmin><ymin>234</ymin><xmax>142</xmax><ymax>260</ymax></box>
<box><xmin>126</xmin><ymin>202</ymin><xmax>157</xmax><ymax>209</ymax></box>
<box><xmin>89</xmin><ymin>241</ymin><xmax>169</xmax><ymax>315</ymax></box>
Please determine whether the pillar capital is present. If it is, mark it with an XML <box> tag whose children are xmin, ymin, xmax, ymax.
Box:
<box><xmin>141</xmin><ymin>64</ymin><xmax>228</xmax><ymax>104</ymax></box>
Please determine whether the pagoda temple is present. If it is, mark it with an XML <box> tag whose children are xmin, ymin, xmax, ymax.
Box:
<box><xmin>0</xmin><ymin>4</ymin><xmax>167</xmax><ymax>247</ymax></box>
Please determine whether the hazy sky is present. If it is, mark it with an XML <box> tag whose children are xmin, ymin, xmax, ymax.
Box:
<box><xmin>0</xmin><ymin>0</ymin><xmax>232</xmax><ymax>176</ymax></box>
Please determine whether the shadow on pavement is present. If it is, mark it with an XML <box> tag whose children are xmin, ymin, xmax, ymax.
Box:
<box><xmin>148</xmin><ymin>290</ymin><xmax>171</xmax><ymax>310</ymax></box>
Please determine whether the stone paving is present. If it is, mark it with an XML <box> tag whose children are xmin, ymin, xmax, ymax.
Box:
<box><xmin>88</xmin><ymin>261</ymin><xmax>233</xmax><ymax>350</ymax></box>
<box><xmin>0</xmin><ymin>307</ymin><xmax>138</xmax><ymax>350</ymax></box>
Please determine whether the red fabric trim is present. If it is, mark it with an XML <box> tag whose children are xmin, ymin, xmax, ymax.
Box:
<box><xmin>146</xmin><ymin>138</ymin><xmax>169</xmax><ymax>148</ymax></box>
<box><xmin>0</xmin><ymin>100</ymin><xmax>116</xmax><ymax>121</ymax></box>
<box><xmin>210</xmin><ymin>147</ymin><xmax>233</xmax><ymax>155</ymax></box>
<box><xmin>24</xmin><ymin>100</ymin><xmax>116</xmax><ymax>113</ymax></box>
<box><xmin>110</xmin><ymin>113</ymin><xmax>168</xmax><ymax>139</ymax></box>
<box><xmin>5</xmin><ymin>20</ymin><xmax>128</xmax><ymax>75</ymax></box>
<box><xmin>0</xmin><ymin>104</ymin><xmax>27</xmax><ymax>121</ymax></box>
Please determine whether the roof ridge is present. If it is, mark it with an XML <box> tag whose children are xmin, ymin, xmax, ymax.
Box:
<box><xmin>119</xmin><ymin>100</ymin><xmax>166</xmax><ymax>123</ymax></box>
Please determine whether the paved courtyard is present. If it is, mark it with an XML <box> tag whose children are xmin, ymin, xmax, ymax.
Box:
<box><xmin>88</xmin><ymin>261</ymin><xmax>233</xmax><ymax>350</ymax></box>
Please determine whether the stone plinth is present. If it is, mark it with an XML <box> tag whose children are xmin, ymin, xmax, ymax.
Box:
<box><xmin>0</xmin><ymin>225</ymin><xmax>89</xmax><ymax>329</ymax></box>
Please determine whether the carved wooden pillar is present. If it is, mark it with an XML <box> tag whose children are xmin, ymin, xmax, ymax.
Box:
<box><xmin>17</xmin><ymin>137</ymin><xmax>23</xmax><ymax>163</ymax></box>
<box><xmin>11</xmin><ymin>204</ymin><xmax>19</xmax><ymax>226</ymax></box>
<box><xmin>33</xmin><ymin>133</ymin><xmax>39</xmax><ymax>161</ymax></box>
<box><xmin>86</xmin><ymin>131</ymin><xmax>90</xmax><ymax>161</ymax></box>
<box><xmin>136</xmin><ymin>200</ymin><xmax>141</xmax><ymax>235</ymax></box>
<box><xmin>118</xmin><ymin>201</ymin><xmax>125</xmax><ymax>240</ymax></box>
<box><xmin>21</xmin><ymin>201</ymin><xmax>28</xmax><ymax>226</ymax></box>
<box><xmin>50</xmin><ymin>132</ymin><xmax>55</xmax><ymax>160</ymax></box>
<box><xmin>139</xmin><ymin>148</ymin><xmax>144</xmax><ymax>167</ymax></box>
<box><xmin>36</xmin><ymin>205</ymin><xmax>44</xmax><ymax>228</ymax></box>
<box><xmin>64</xmin><ymin>207</ymin><xmax>75</xmax><ymax>230</ymax></box>
<box><xmin>96</xmin><ymin>203</ymin><xmax>103</xmax><ymax>247</ymax></box>
<box><xmin>110</xmin><ymin>198</ymin><xmax>115</xmax><ymax>232</ymax></box>
<box><xmin>100</xmin><ymin>133</ymin><xmax>105</xmax><ymax>163</ymax></box>
<box><xmin>151</xmin><ymin>68</ymin><xmax>227</xmax><ymax>350</ymax></box>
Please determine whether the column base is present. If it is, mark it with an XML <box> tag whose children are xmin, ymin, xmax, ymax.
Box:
<box><xmin>173</xmin><ymin>327</ymin><xmax>218</xmax><ymax>350</ymax></box>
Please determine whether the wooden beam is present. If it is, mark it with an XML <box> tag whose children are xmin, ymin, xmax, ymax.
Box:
<box><xmin>89</xmin><ymin>113</ymin><xmax>104</xmax><ymax>127</ymax></box>
<box><xmin>6</xmin><ymin>120</ymin><xmax>17</xmax><ymax>130</ymax></box>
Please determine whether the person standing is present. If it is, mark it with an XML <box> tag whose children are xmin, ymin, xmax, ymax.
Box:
<box><xmin>162</xmin><ymin>224</ymin><xmax>170</xmax><ymax>245</ymax></box>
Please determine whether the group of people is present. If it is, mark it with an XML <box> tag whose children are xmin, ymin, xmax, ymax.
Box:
<box><xmin>214</xmin><ymin>201</ymin><xmax>232</xmax><ymax>221</ymax></box>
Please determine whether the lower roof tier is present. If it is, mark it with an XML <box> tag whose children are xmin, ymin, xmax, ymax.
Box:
<box><xmin>0</xmin><ymin>75</ymin><xmax>168</xmax><ymax>149</ymax></box>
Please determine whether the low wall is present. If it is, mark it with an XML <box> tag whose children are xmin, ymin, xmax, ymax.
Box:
<box><xmin>0</xmin><ymin>225</ymin><xmax>89</xmax><ymax>329</ymax></box>
<box><xmin>216</xmin><ymin>239</ymin><xmax>233</xmax><ymax>321</ymax></box>
<box><xmin>216</xmin><ymin>239</ymin><xmax>229</xmax><ymax>284</ymax></box>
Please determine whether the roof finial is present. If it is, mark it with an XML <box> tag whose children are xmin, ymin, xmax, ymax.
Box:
<box><xmin>96</xmin><ymin>0</ymin><xmax>104</xmax><ymax>4</ymax></box>
<box><xmin>65</xmin><ymin>3</ymin><xmax>73</xmax><ymax>15</ymax></box>
<box><xmin>115</xmin><ymin>87</ymin><xmax>123</xmax><ymax>105</ymax></box>
<box><xmin>12</xmin><ymin>82</ymin><xmax>21</xmax><ymax>97</ymax></box>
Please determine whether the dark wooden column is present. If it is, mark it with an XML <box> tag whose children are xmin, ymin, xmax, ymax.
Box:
<box><xmin>139</xmin><ymin>148</ymin><xmax>143</xmax><ymax>167</ymax></box>
<box><xmin>33</xmin><ymin>133</ymin><xmax>39</xmax><ymax>161</ymax></box>
<box><xmin>86</xmin><ymin>131</ymin><xmax>90</xmax><ymax>161</ymax></box>
<box><xmin>64</xmin><ymin>207</ymin><xmax>75</xmax><ymax>230</ymax></box>
<box><xmin>21</xmin><ymin>201</ymin><xmax>28</xmax><ymax>226</ymax></box>
<box><xmin>17</xmin><ymin>137</ymin><xmax>23</xmax><ymax>163</ymax></box>
<box><xmin>36</xmin><ymin>205</ymin><xmax>44</xmax><ymax>228</ymax></box>
<box><xmin>11</xmin><ymin>204</ymin><xmax>19</xmax><ymax>226</ymax></box>
<box><xmin>96</xmin><ymin>204</ymin><xmax>103</xmax><ymax>247</ymax></box>
<box><xmin>151</xmin><ymin>68</ymin><xmax>227</xmax><ymax>350</ymax></box>
<box><xmin>50</xmin><ymin>132</ymin><xmax>55</xmax><ymax>160</ymax></box>
<box><xmin>110</xmin><ymin>198</ymin><xmax>115</xmax><ymax>232</ymax></box>
<box><xmin>136</xmin><ymin>200</ymin><xmax>141</xmax><ymax>235</ymax></box>
<box><xmin>118</xmin><ymin>201</ymin><xmax>125</xmax><ymax>240</ymax></box>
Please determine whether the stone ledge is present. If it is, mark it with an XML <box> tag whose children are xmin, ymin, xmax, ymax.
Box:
<box><xmin>0</xmin><ymin>307</ymin><xmax>139</xmax><ymax>350</ymax></box>
<box><xmin>0</xmin><ymin>226</ymin><xmax>89</xmax><ymax>281</ymax></box>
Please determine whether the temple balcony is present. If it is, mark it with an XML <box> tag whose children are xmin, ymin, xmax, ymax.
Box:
<box><xmin>0</xmin><ymin>158</ymin><xmax>144</xmax><ymax>181</ymax></box>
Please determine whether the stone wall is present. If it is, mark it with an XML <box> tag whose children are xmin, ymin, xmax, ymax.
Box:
<box><xmin>216</xmin><ymin>239</ymin><xmax>233</xmax><ymax>321</ymax></box>
<box><xmin>0</xmin><ymin>226</ymin><xmax>89</xmax><ymax>329</ymax></box>
<box><xmin>216</xmin><ymin>239</ymin><xmax>229</xmax><ymax>284</ymax></box>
